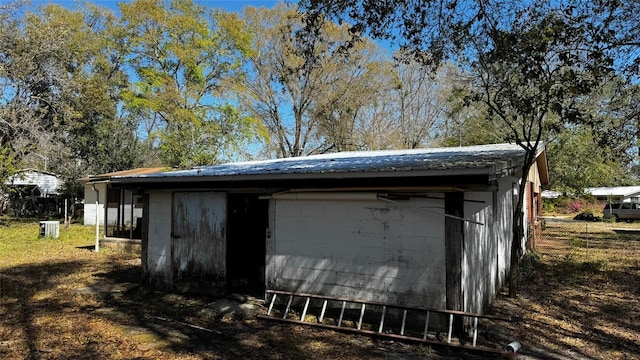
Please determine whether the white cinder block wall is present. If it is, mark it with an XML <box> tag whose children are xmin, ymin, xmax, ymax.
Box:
<box><xmin>266</xmin><ymin>194</ymin><xmax>446</xmax><ymax>308</ymax></box>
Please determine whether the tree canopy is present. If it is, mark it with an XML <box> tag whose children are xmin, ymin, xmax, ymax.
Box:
<box><xmin>119</xmin><ymin>0</ymin><xmax>259</xmax><ymax>167</ymax></box>
<box><xmin>0</xmin><ymin>0</ymin><xmax>637</xmax><ymax>208</ymax></box>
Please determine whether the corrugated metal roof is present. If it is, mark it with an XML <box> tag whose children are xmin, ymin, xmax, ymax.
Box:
<box><xmin>111</xmin><ymin>144</ymin><xmax>531</xmax><ymax>184</ymax></box>
<box><xmin>8</xmin><ymin>170</ymin><xmax>62</xmax><ymax>196</ymax></box>
<box><xmin>586</xmin><ymin>186</ymin><xmax>640</xmax><ymax>197</ymax></box>
<box><xmin>542</xmin><ymin>190</ymin><xmax>561</xmax><ymax>198</ymax></box>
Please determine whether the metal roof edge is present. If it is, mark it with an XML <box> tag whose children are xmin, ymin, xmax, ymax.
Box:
<box><xmin>110</xmin><ymin>167</ymin><xmax>497</xmax><ymax>184</ymax></box>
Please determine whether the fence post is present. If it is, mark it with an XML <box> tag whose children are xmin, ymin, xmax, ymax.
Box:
<box><xmin>585</xmin><ymin>222</ymin><xmax>590</xmax><ymax>261</ymax></box>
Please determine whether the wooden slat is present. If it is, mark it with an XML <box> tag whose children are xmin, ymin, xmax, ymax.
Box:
<box><xmin>301</xmin><ymin>297</ymin><xmax>310</xmax><ymax>322</ymax></box>
<box><xmin>283</xmin><ymin>295</ymin><xmax>293</xmax><ymax>320</ymax></box>
<box><xmin>357</xmin><ymin>304</ymin><xmax>366</xmax><ymax>330</ymax></box>
<box><xmin>447</xmin><ymin>314</ymin><xmax>454</xmax><ymax>344</ymax></box>
<box><xmin>319</xmin><ymin>300</ymin><xmax>328</xmax><ymax>323</ymax></box>
<box><xmin>378</xmin><ymin>306</ymin><xmax>386</xmax><ymax>333</ymax></box>
<box><xmin>423</xmin><ymin>311</ymin><xmax>430</xmax><ymax>340</ymax></box>
<box><xmin>472</xmin><ymin>316</ymin><xmax>478</xmax><ymax>347</ymax></box>
<box><xmin>445</xmin><ymin>192</ymin><xmax>464</xmax><ymax>324</ymax></box>
<box><xmin>400</xmin><ymin>310</ymin><xmax>407</xmax><ymax>336</ymax></box>
<box><xmin>338</xmin><ymin>301</ymin><xmax>346</xmax><ymax>327</ymax></box>
<box><xmin>267</xmin><ymin>293</ymin><xmax>277</xmax><ymax>316</ymax></box>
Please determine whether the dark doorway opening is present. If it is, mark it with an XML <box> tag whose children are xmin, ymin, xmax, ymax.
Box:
<box><xmin>226</xmin><ymin>194</ymin><xmax>268</xmax><ymax>296</ymax></box>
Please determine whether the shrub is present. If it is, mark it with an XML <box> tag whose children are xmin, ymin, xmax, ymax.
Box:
<box><xmin>544</xmin><ymin>196</ymin><xmax>604</xmax><ymax>215</ymax></box>
<box><xmin>566</xmin><ymin>200</ymin><xmax>582</xmax><ymax>213</ymax></box>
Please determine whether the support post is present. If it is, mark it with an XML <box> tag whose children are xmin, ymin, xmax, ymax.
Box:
<box><xmin>445</xmin><ymin>192</ymin><xmax>464</xmax><ymax>334</ymax></box>
<box><xmin>92</xmin><ymin>184</ymin><xmax>100</xmax><ymax>252</ymax></box>
<box><xmin>64</xmin><ymin>199</ymin><xmax>69</xmax><ymax>229</ymax></box>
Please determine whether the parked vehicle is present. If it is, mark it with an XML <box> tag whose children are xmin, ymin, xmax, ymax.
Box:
<box><xmin>603</xmin><ymin>202</ymin><xmax>640</xmax><ymax>222</ymax></box>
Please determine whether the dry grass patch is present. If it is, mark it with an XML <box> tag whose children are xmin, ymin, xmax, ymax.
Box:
<box><xmin>488</xmin><ymin>220</ymin><xmax>640</xmax><ymax>359</ymax></box>
<box><xmin>2</xmin><ymin>220</ymin><xmax>639</xmax><ymax>359</ymax></box>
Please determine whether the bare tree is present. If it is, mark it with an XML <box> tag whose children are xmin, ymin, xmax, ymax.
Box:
<box><xmin>237</xmin><ymin>4</ymin><xmax>387</xmax><ymax>158</ymax></box>
<box><xmin>392</xmin><ymin>55</ymin><xmax>450</xmax><ymax>149</ymax></box>
<box><xmin>312</xmin><ymin>52</ymin><xmax>394</xmax><ymax>152</ymax></box>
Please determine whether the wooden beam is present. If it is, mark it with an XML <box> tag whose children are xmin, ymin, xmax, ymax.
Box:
<box><xmin>445</xmin><ymin>192</ymin><xmax>464</xmax><ymax>319</ymax></box>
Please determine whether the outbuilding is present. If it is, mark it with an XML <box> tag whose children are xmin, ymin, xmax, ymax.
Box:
<box><xmin>4</xmin><ymin>169</ymin><xmax>64</xmax><ymax>216</ymax></box>
<box><xmin>110</xmin><ymin>143</ymin><xmax>548</xmax><ymax>314</ymax></box>
<box><xmin>7</xmin><ymin>169</ymin><xmax>62</xmax><ymax>197</ymax></box>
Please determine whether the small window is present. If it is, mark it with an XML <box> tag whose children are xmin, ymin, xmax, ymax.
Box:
<box><xmin>107</xmin><ymin>188</ymin><xmax>121</xmax><ymax>207</ymax></box>
<box><xmin>622</xmin><ymin>203</ymin><xmax>632</xmax><ymax>209</ymax></box>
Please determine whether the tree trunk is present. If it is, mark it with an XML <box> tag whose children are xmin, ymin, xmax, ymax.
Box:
<box><xmin>508</xmin><ymin>209</ymin><xmax>523</xmax><ymax>297</ymax></box>
<box><xmin>508</xmin><ymin>156</ymin><xmax>534</xmax><ymax>297</ymax></box>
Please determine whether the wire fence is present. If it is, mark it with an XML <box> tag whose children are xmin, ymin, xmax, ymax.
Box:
<box><xmin>534</xmin><ymin>216</ymin><xmax>640</xmax><ymax>264</ymax></box>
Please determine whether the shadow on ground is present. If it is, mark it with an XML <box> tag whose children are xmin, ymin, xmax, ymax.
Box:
<box><xmin>3</xmin><ymin>231</ymin><xmax>637</xmax><ymax>359</ymax></box>
<box><xmin>486</xmin><ymin>242</ymin><xmax>640</xmax><ymax>360</ymax></box>
<box><xmin>0</xmin><ymin>256</ymin><xmax>472</xmax><ymax>359</ymax></box>
<box><xmin>0</xmin><ymin>260</ymin><xmax>103</xmax><ymax>359</ymax></box>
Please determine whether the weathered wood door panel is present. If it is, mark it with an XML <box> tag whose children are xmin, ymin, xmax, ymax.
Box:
<box><xmin>172</xmin><ymin>192</ymin><xmax>226</xmax><ymax>289</ymax></box>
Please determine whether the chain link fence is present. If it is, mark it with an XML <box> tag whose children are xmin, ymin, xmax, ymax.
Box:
<box><xmin>534</xmin><ymin>216</ymin><xmax>640</xmax><ymax>264</ymax></box>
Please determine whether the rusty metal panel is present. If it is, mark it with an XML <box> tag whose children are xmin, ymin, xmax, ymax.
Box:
<box><xmin>172</xmin><ymin>192</ymin><xmax>226</xmax><ymax>288</ymax></box>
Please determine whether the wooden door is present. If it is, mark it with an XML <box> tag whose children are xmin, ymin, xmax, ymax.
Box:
<box><xmin>172</xmin><ymin>192</ymin><xmax>226</xmax><ymax>288</ymax></box>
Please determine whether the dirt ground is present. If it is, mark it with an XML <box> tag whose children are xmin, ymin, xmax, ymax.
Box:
<box><xmin>486</xmin><ymin>219</ymin><xmax>640</xmax><ymax>360</ymax></box>
<box><xmin>0</xmin><ymin>221</ymin><xmax>639</xmax><ymax>359</ymax></box>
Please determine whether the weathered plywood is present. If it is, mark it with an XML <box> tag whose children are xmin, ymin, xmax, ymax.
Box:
<box><xmin>266</xmin><ymin>196</ymin><xmax>446</xmax><ymax>308</ymax></box>
<box><xmin>460</xmin><ymin>179</ymin><xmax>515</xmax><ymax>314</ymax></box>
<box><xmin>172</xmin><ymin>192</ymin><xmax>226</xmax><ymax>290</ymax></box>
<box><xmin>462</xmin><ymin>191</ymin><xmax>495</xmax><ymax>314</ymax></box>
<box><xmin>146</xmin><ymin>191</ymin><xmax>173</xmax><ymax>290</ymax></box>
<box><xmin>445</xmin><ymin>192</ymin><xmax>464</xmax><ymax>313</ymax></box>
<box><xmin>496</xmin><ymin>177</ymin><xmax>515</xmax><ymax>289</ymax></box>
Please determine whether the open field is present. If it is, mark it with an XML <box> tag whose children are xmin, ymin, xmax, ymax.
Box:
<box><xmin>0</xmin><ymin>220</ymin><xmax>639</xmax><ymax>359</ymax></box>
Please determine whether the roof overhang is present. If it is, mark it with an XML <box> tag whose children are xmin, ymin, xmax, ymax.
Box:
<box><xmin>105</xmin><ymin>144</ymin><xmax>535</xmax><ymax>192</ymax></box>
<box><xmin>535</xmin><ymin>145</ymin><xmax>550</xmax><ymax>185</ymax></box>
<box><xmin>110</xmin><ymin>166</ymin><xmax>503</xmax><ymax>185</ymax></box>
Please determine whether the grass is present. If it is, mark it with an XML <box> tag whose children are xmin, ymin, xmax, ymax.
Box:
<box><xmin>487</xmin><ymin>219</ymin><xmax>640</xmax><ymax>359</ymax></box>
<box><xmin>1</xmin><ymin>221</ymin><xmax>639</xmax><ymax>359</ymax></box>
